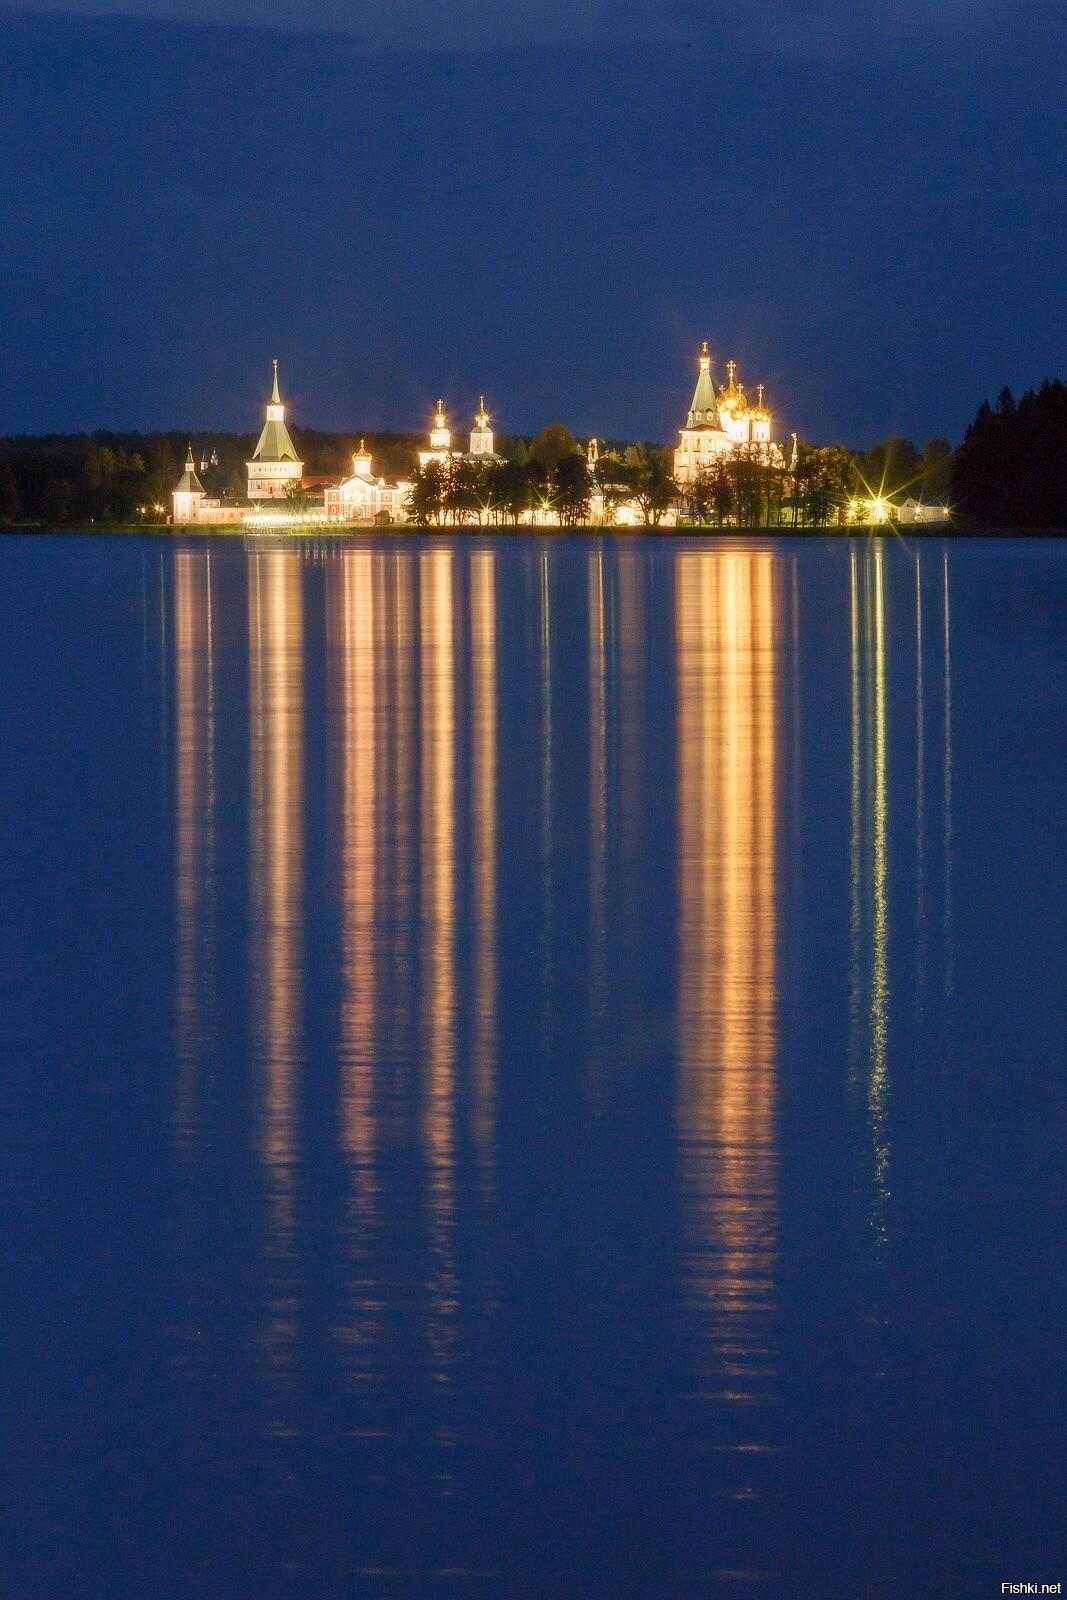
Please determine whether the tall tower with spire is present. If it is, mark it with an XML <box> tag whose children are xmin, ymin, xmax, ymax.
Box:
<box><xmin>246</xmin><ymin>359</ymin><xmax>304</xmax><ymax>500</ymax></box>
<box><xmin>674</xmin><ymin>342</ymin><xmax>732</xmax><ymax>486</ymax></box>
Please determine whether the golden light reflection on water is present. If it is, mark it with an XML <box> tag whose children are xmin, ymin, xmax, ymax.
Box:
<box><xmin>616</xmin><ymin>547</ymin><xmax>645</xmax><ymax>875</ymax></box>
<box><xmin>676</xmin><ymin>551</ymin><xmax>780</xmax><ymax>1395</ymax></box>
<box><xmin>470</xmin><ymin>550</ymin><xmax>498</xmax><ymax>1165</ymax></box>
<box><xmin>420</xmin><ymin>549</ymin><xmax>459</xmax><ymax>1391</ymax></box>
<box><xmin>174</xmin><ymin>550</ymin><xmax>216</xmax><ymax>1155</ymax></box>
<box><xmin>588</xmin><ymin>549</ymin><xmax>607</xmax><ymax>1030</ymax></box>
<box><xmin>249</xmin><ymin>549</ymin><xmax>304</xmax><ymax>1385</ymax></box>
<box><xmin>333</xmin><ymin>550</ymin><xmax>380</xmax><ymax>1238</ymax></box>
<box><xmin>849</xmin><ymin>545</ymin><xmax>891</xmax><ymax>1247</ymax></box>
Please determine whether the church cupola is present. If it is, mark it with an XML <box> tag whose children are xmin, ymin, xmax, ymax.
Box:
<box><xmin>470</xmin><ymin>396</ymin><xmax>494</xmax><ymax>456</ymax></box>
<box><xmin>353</xmin><ymin>439</ymin><xmax>373</xmax><ymax>478</ymax></box>
<box><xmin>430</xmin><ymin>400</ymin><xmax>451</xmax><ymax>452</ymax></box>
<box><xmin>686</xmin><ymin>341</ymin><xmax>721</xmax><ymax>429</ymax></box>
<box><xmin>718</xmin><ymin>360</ymin><xmax>751</xmax><ymax>442</ymax></box>
<box><xmin>750</xmin><ymin>382</ymin><xmax>772</xmax><ymax>443</ymax></box>
<box><xmin>719</xmin><ymin>359</ymin><xmax>742</xmax><ymax>412</ymax></box>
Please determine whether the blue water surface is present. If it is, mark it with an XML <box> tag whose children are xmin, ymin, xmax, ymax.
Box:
<box><xmin>0</xmin><ymin>534</ymin><xmax>1063</xmax><ymax>1599</ymax></box>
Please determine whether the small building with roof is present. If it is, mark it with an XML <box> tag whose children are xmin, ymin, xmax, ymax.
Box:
<box><xmin>171</xmin><ymin>442</ymin><xmax>245</xmax><ymax>526</ymax></box>
<box><xmin>172</xmin><ymin>445</ymin><xmax>205</xmax><ymax>524</ymax></box>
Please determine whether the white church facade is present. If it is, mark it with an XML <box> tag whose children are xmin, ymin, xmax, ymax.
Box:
<box><xmin>674</xmin><ymin>342</ymin><xmax>787</xmax><ymax>486</ymax></box>
<box><xmin>323</xmin><ymin>440</ymin><xmax>410</xmax><ymax>524</ymax></box>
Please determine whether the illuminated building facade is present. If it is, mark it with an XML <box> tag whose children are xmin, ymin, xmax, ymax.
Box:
<box><xmin>418</xmin><ymin>397</ymin><xmax>501</xmax><ymax>469</ymax></box>
<box><xmin>171</xmin><ymin>442</ymin><xmax>244</xmax><ymax>527</ymax></box>
<box><xmin>171</xmin><ymin>346</ymin><xmax>793</xmax><ymax>528</ymax></box>
<box><xmin>324</xmin><ymin>441</ymin><xmax>411</xmax><ymax>525</ymax></box>
<box><xmin>674</xmin><ymin>342</ymin><xmax>785</xmax><ymax>487</ymax></box>
<box><xmin>246</xmin><ymin>360</ymin><xmax>305</xmax><ymax>500</ymax></box>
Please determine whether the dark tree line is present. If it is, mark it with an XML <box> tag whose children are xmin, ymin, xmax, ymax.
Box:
<box><xmin>951</xmin><ymin>382</ymin><xmax>1067</xmax><ymax>527</ymax></box>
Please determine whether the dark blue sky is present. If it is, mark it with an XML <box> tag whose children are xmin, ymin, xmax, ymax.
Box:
<box><xmin>0</xmin><ymin>3</ymin><xmax>1063</xmax><ymax>444</ymax></box>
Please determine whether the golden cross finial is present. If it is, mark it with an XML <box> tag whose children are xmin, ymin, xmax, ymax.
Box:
<box><xmin>727</xmin><ymin>359</ymin><xmax>736</xmax><ymax>386</ymax></box>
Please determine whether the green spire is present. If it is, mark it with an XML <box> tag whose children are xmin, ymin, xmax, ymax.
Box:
<box><xmin>686</xmin><ymin>341</ymin><xmax>721</xmax><ymax>430</ymax></box>
<box><xmin>174</xmin><ymin>442</ymin><xmax>204</xmax><ymax>494</ymax></box>
<box><xmin>252</xmin><ymin>359</ymin><xmax>301</xmax><ymax>462</ymax></box>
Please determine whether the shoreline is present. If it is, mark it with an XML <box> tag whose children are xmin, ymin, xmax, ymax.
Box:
<box><xmin>2</xmin><ymin>522</ymin><xmax>1065</xmax><ymax>539</ymax></box>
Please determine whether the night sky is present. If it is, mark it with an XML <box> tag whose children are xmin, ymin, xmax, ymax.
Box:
<box><xmin>1</xmin><ymin>0</ymin><xmax>1063</xmax><ymax>444</ymax></box>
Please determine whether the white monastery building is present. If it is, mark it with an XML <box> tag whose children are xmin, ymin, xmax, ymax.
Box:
<box><xmin>323</xmin><ymin>441</ymin><xmax>410</xmax><ymax>525</ymax></box>
<box><xmin>674</xmin><ymin>342</ymin><xmax>786</xmax><ymax>485</ymax></box>
<box><xmin>170</xmin><ymin>443</ymin><xmax>244</xmax><ymax>526</ymax></box>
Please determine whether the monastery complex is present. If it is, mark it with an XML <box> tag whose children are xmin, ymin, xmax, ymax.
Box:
<box><xmin>172</xmin><ymin>346</ymin><xmax>796</xmax><ymax>528</ymax></box>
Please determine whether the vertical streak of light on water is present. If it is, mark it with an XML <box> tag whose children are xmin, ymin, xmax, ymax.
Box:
<box><xmin>849</xmin><ymin>549</ymin><xmax>863</xmax><ymax>1087</ymax></box>
<box><xmin>617</xmin><ymin>547</ymin><xmax>645</xmax><ymax>877</ymax></box>
<box><xmin>248</xmin><ymin>549</ymin><xmax>304</xmax><ymax>1403</ymax></box>
<box><xmin>393</xmin><ymin>554</ymin><xmax>416</xmax><ymax>1039</ymax></box>
<box><xmin>942</xmin><ymin>551</ymin><xmax>954</xmax><ymax>1049</ymax></box>
<box><xmin>334</xmin><ymin>549</ymin><xmax>381</xmax><ymax>1390</ymax></box>
<box><xmin>676</xmin><ymin>550</ymin><xmax>781</xmax><ymax>1580</ymax></box>
<box><xmin>588</xmin><ymin>548</ymin><xmax>607</xmax><ymax>1054</ymax></box>
<box><xmin>617</xmin><ymin>548</ymin><xmax>646</xmax><ymax>1073</ymax></box>
<box><xmin>160</xmin><ymin>552</ymin><xmax>168</xmax><ymax>787</ymax></box>
<box><xmin>915</xmin><ymin>554</ymin><xmax>926</xmax><ymax>1044</ymax></box>
<box><xmin>173</xmin><ymin>550</ymin><xmax>217</xmax><ymax>1160</ymax></box>
<box><xmin>869</xmin><ymin>546</ymin><xmax>890</xmax><ymax>1250</ymax></box>
<box><xmin>470</xmin><ymin>548</ymin><xmax>498</xmax><ymax>1173</ymax></box>
<box><xmin>205</xmin><ymin>554</ymin><xmax>217</xmax><ymax>1070</ymax></box>
<box><xmin>539</xmin><ymin>551</ymin><xmax>553</xmax><ymax>1056</ymax></box>
<box><xmin>790</xmin><ymin>559</ymin><xmax>802</xmax><ymax>903</ymax></box>
<box><xmin>419</xmin><ymin>548</ymin><xmax>458</xmax><ymax>1431</ymax></box>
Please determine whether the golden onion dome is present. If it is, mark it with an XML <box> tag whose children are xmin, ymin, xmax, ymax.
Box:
<box><xmin>749</xmin><ymin>383</ymin><xmax>771</xmax><ymax>419</ymax></box>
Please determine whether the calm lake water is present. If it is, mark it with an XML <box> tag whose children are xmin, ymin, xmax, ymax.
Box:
<box><xmin>1</xmin><ymin>533</ymin><xmax>1064</xmax><ymax>1599</ymax></box>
